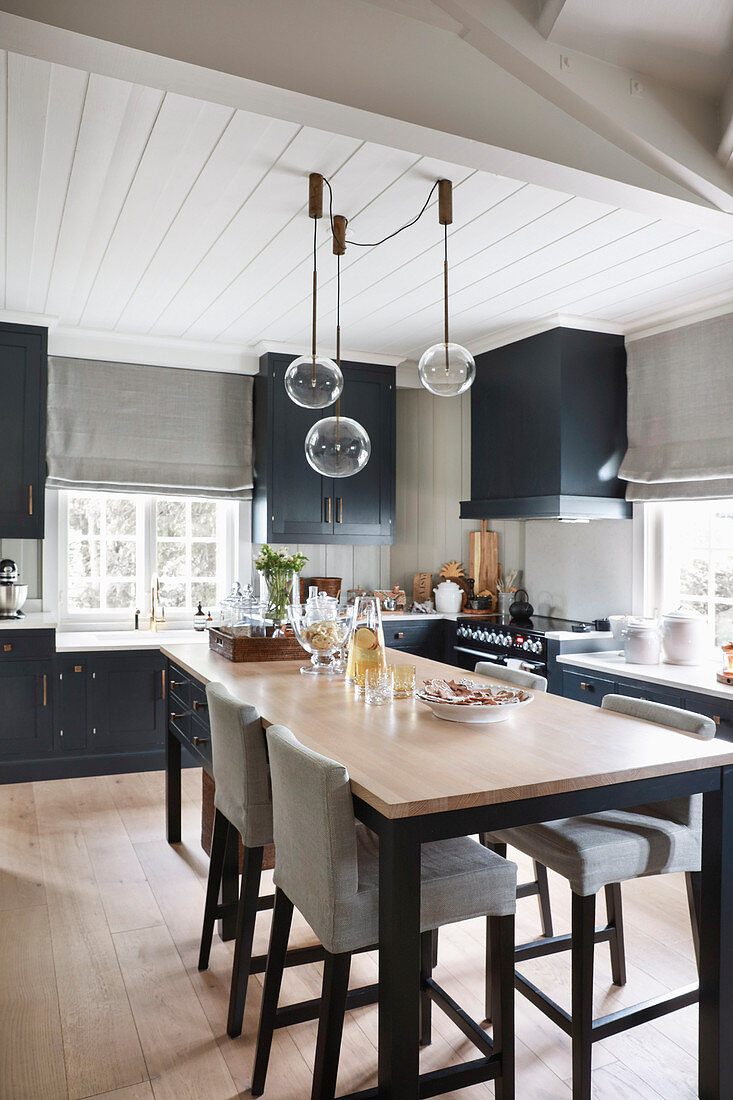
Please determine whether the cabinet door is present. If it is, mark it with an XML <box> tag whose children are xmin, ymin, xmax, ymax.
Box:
<box><xmin>334</xmin><ymin>368</ymin><xmax>394</xmax><ymax>540</ymax></box>
<box><xmin>90</xmin><ymin>654</ymin><xmax>166</xmax><ymax>752</ymax></box>
<box><xmin>269</xmin><ymin>360</ymin><xmax>334</xmax><ymax>540</ymax></box>
<box><xmin>682</xmin><ymin>693</ymin><xmax>733</xmax><ymax>742</ymax></box>
<box><xmin>55</xmin><ymin>658</ymin><xmax>89</xmax><ymax>753</ymax></box>
<box><xmin>0</xmin><ymin>323</ymin><xmax>47</xmax><ymax>539</ymax></box>
<box><xmin>0</xmin><ymin>661</ymin><xmax>53</xmax><ymax>758</ymax></box>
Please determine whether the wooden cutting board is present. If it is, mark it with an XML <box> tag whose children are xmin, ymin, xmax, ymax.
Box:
<box><xmin>469</xmin><ymin>522</ymin><xmax>498</xmax><ymax>597</ymax></box>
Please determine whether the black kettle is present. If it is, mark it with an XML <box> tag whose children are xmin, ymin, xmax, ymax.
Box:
<box><xmin>509</xmin><ymin>588</ymin><xmax>534</xmax><ymax>620</ymax></box>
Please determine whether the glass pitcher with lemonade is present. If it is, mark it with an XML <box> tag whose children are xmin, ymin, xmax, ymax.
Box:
<box><xmin>346</xmin><ymin>595</ymin><xmax>387</xmax><ymax>690</ymax></box>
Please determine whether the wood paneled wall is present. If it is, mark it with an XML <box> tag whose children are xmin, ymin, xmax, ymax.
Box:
<box><xmin>0</xmin><ymin>539</ymin><xmax>42</xmax><ymax>599</ymax></box>
<box><xmin>390</xmin><ymin>389</ymin><xmax>524</xmax><ymax>598</ymax></box>
<box><xmin>252</xmin><ymin>543</ymin><xmax>391</xmax><ymax>601</ymax></box>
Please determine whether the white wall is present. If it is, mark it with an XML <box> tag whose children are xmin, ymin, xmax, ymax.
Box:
<box><xmin>0</xmin><ymin>539</ymin><xmax>42</xmax><ymax>599</ymax></box>
<box><xmin>523</xmin><ymin>519</ymin><xmax>634</xmax><ymax>621</ymax></box>
<box><xmin>390</xmin><ymin>389</ymin><xmax>523</xmax><ymax>599</ymax></box>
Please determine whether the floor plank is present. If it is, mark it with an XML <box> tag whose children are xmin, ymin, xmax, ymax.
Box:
<box><xmin>113</xmin><ymin>924</ymin><xmax>240</xmax><ymax>1100</ymax></box>
<box><xmin>0</xmin><ymin>905</ymin><xmax>67</xmax><ymax>1099</ymax></box>
<box><xmin>88</xmin><ymin>1083</ymin><xmax>155</xmax><ymax>1099</ymax></box>
<box><xmin>34</xmin><ymin>782</ymin><xmax>148</xmax><ymax>1099</ymax></box>
<box><xmin>0</xmin><ymin>782</ymin><xmax>46</xmax><ymax>911</ymax></box>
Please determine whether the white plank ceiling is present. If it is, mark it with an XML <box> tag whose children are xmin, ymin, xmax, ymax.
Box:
<box><xmin>5</xmin><ymin>49</ymin><xmax>733</xmax><ymax>362</ymax></box>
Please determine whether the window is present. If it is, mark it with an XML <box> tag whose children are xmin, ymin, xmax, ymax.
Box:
<box><xmin>60</xmin><ymin>491</ymin><xmax>235</xmax><ymax>622</ymax></box>
<box><xmin>657</xmin><ymin>499</ymin><xmax>733</xmax><ymax>648</ymax></box>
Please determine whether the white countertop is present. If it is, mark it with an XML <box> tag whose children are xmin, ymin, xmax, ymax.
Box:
<box><xmin>0</xmin><ymin>611</ymin><xmax>57</xmax><ymax>630</ymax></box>
<box><xmin>557</xmin><ymin>650</ymin><xmax>733</xmax><ymax>702</ymax></box>
<box><xmin>56</xmin><ymin>629</ymin><xmax>210</xmax><ymax>653</ymax></box>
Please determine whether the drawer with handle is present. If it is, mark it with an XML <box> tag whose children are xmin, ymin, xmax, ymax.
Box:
<box><xmin>562</xmin><ymin>670</ymin><xmax>615</xmax><ymax>706</ymax></box>
<box><xmin>0</xmin><ymin>629</ymin><xmax>55</xmax><ymax>661</ymax></box>
<box><xmin>682</xmin><ymin>692</ymin><xmax>733</xmax><ymax>743</ymax></box>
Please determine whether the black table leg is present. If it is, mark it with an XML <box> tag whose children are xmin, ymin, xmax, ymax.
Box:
<box><xmin>218</xmin><ymin>822</ymin><xmax>239</xmax><ymax>942</ymax></box>
<box><xmin>378</xmin><ymin>818</ymin><xmax>421</xmax><ymax>1099</ymax></box>
<box><xmin>165</xmin><ymin>728</ymin><xmax>181</xmax><ymax>844</ymax></box>
<box><xmin>699</xmin><ymin>764</ymin><xmax>733</xmax><ymax>1099</ymax></box>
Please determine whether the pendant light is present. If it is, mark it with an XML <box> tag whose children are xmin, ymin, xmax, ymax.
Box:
<box><xmin>284</xmin><ymin>173</ymin><xmax>344</xmax><ymax>409</ymax></box>
<box><xmin>305</xmin><ymin>214</ymin><xmax>371</xmax><ymax>479</ymax></box>
<box><xmin>418</xmin><ymin>180</ymin><xmax>476</xmax><ymax>398</ymax></box>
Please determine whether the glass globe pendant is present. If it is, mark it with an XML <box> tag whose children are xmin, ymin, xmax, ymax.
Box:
<box><xmin>305</xmin><ymin>215</ymin><xmax>371</xmax><ymax>479</ymax></box>
<box><xmin>419</xmin><ymin>180</ymin><xmax>475</xmax><ymax>398</ymax></box>
<box><xmin>305</xmin><ymin>415</ymin><xmax>371</xmax><ymax>477</ymax></box>
<box><xmin>284</xmin><ymin>353</ymin><xmax>343</xmax><ymax>408</ymax></box>
<box><xmin>418</xmin><ymin>341</ymin><xmax>475</xmax><ymax>397</ymax></box>
<box><xmin>285</xmin><ymin>173</ymin><xmax>343</xmax><ymax>409</ymax></box>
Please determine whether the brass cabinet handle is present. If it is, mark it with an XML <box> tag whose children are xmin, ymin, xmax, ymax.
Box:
<box><xmin>325</xmin><ymin>496</ymin><xmax>332</xmax><ymax>523</ymax></box>
<box><xmin>43</xmin><ymin>675</ymin><xmax>47</xmax><ymax>707</ymax></box>
<box><xmin>336</xmin><ymin>497</ymin><xmax>343</xmax><ymax>524</ymax></box>
<box><xmin>396</xmin><ymin>632</ymin><xmax>404</xmax><ymax>639</ymax></box>
<box><xmin>28</xmin><ymin>484</ymin><xmax>33</xmax><ymax>516</ymax></box>
<box><xmin>170</xmin><ymin>680</ymin><xmax>186</xmax><ymax>689</ymax></box>
<box><xmin>74</xmin><ymin>665</ymin><xmax>82</xmax><ymax>673</ymax></box>
<box><xmin>714</xmin><ymin>715</ymin><xmax>722</xmax><ymax>725</ymax></box>
<box><xmin>193</xmin><ymin>736</ymin><xmax>209</xmax><ymax>747</ymax></box>
<box><xmin>161</xmin><ymin>670</ymin><xmax>166</xmax><ymax>699</ymax></box>
<box><xmin>193</xmin><ymin>700</ymin><xmax>207</xmax><ymax>711</ymax></box>
<box><xmin>3</xmin><ymin>643</ymin><xmax>12</xmax><ymax>653</ymax></box>
<box><xmin>170</xmin><ymin>712</ymin><xmax>183</xmax><ymax>721</ymax></box>
<box><xmin>580</xmin><ymin>682</ymin><xmax>590</xmax><ymax>691</ymax></box>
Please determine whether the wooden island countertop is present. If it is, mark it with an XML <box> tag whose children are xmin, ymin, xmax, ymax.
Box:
<box><xmin>160</xmin><ymin>643</ymin><xmax>733</xmax><ymax>820</ymax></box>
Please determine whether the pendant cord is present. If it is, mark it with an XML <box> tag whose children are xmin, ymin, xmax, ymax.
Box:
<box><xmin>323</xmin><ymin>176</ymin><xmax>440</xmax><ymax>248</ymax></box>
<box><xmin>443</xmin><ymin>222</ymin><xmax>449</xmax><ymax>348</ymax></box>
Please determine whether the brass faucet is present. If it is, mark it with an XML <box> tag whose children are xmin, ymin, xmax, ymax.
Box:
<box><xmin>150</xmin><ymin>573</ymin><xmax>166</xmax><ymax>631</ymax></box>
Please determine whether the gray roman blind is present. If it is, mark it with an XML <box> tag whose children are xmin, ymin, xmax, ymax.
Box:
<box><xmin>619</xmin><ymin>314</ymin><xmax>733</xmax><ymax>501</ymax></box>
<box><xmin>47</xmin><ymin>357</ymin><xmax>253</xmax><ymax>499</ymax></box>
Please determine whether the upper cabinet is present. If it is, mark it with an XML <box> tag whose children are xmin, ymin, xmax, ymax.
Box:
<box><xmin>253</xmin><ymin>354</ymin><xmax>395</xmax><ymax>545</ymax></box>
<box><xmin>460</xmin><ymin>328</ymin><xmax>631</xmax><ymax>521</ymax></box>
<box><xmin>0</xmin><ymin>323</ymin><xmax>47</xmax><ymax>539</ymax></box>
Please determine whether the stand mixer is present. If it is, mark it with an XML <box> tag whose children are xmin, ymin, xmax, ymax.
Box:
<box><xmin>0</xmin><ymin>559</ymin><xmax>28</xmax><ymax>618</ymax></box>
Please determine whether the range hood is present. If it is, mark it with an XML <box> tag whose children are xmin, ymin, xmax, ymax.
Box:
<box><xmin>460</xmin><ymin>328</ymin><xmax>631</xmax><ymax>522</ymax></box>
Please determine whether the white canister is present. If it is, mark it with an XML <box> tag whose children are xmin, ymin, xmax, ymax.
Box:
<box><xmin>661</xmin><ymin>607</ymin><xmax>707</xmax><ymax>665</ymax></box>
<box><xmin>622</xmin><ymin>620</ymin><xmax>661</xmax><ymax>665</ymax></box>
<box><xmin>608</xmin><ymin>614</ymin><xmax>632</xmax><ymax>643</ymax></box>
<box><xmin>433</xmin><ymin>579</ymin><xmax>463</xmax><ymax>614</ymax></box>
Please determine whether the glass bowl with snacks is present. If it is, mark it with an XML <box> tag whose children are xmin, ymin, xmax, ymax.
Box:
<box><xmin>287</xmin><ymin>603</ymin><xmax>353</xmax><ymax>675</ymax></box>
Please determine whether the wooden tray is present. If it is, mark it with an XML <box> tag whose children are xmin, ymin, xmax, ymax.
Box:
<box><xmin>209</xmin><ymin>626</ymin><xmax>305</xmax><ymax>662</ymax></box>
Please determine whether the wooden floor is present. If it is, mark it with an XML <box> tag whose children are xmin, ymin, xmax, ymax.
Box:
<box><xmin>0</xmin><ymin>769</ymin><xmax>701</xmax><ymax>1099</ymax></box>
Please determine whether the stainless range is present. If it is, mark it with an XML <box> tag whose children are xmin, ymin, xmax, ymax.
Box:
<box><xmin>452</xmin><ymin>613</ymin><xmax>604</xmax><ymax>688</ymax></box>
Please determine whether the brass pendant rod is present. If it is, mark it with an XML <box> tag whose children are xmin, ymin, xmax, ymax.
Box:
<box><xmin>309</xmin><ymin>173</ymin><xmax>324</xmax><ymax>382</ymax></box>
<box><xmin>333</xmin><ymin>219</ymin><xmax>346</xmax><ymax>442</ymax></box>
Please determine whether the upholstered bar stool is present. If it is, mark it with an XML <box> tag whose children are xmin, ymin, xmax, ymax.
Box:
<box><xmin>252</xmin><ymin>725</ymin><xmax>518</xmax><ymax>1100</ymax></box>
<box><xmin>198</xmin><ymin>684</ymin><xmax>324</xmax><ymax>1039</ymax></box>
<box><xmin>485</xmin><ymin>694</ymin><xmax>715</xmax><ymax>1100</ymax></box>
<box><xmin>475</xmin><ymin>662</ymin><xmax>555</xmax><ymax>1001</ymax></box>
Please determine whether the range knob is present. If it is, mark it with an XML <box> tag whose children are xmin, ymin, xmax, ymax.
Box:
<box><xmin>533</xmin><ymin>640</ymin><xmax>543</xmax><ymax>654</ymax></box>
<box><xmin>522</xmin><ymin>639</ymin><xmax>532</xmax><ymax>652</ymax></box>
<box><xmin>489</xmin><ymin>632</ymin><xmax>498</xmax><ymax>644</ymax></box>
<box><xmin>502</xmin><ymin>633</ymin><xmax>512</xmax><ymax>646</ymax></box>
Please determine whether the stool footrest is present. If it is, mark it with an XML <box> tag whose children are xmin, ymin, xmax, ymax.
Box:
<box><xmin>335</xmin><ymin>1055</ymin><xmax>502</xmax><ymax>1100</ymax></box>
<box><xmin>514</xmin><ymin>924</ymin><xmax>613</xmax><ymax>963</ymax></box>
<box><xmin>273</xmin><ymin>982</ymin><xmax>380</xmax><ymax>1029</ymax></box>
<box><xmin>424</xmin><ymin>977</ymin><xmax>494</xmax><ymax>1058</ymax></box>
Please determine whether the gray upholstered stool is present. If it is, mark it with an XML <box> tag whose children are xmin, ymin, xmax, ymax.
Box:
<box><xmin>198</xmin><ymin>684</ymin><xmax>327</xmax><ymax>1039</ymax></box>
<box><xmin>474</xmin><ymin>662</ymin><xmax>548</xmax><ymax>694</ymax></box>
<box><xmin>252</xmin><ymin>725</ymin><xmax>518</xmax><ymax>1100</ymax></box>
<box><xmin>485</xmin><ymin>694</ymin><xmax>715</xmax><ymax>1100</ymax></box>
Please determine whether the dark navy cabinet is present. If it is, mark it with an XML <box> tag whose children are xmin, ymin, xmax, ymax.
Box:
<box><xmin>383</xmin><ymin>618</ymin><xmax>445</xmax><ymax>662</ymax></box>
<box><xmin>0</xmin><ymin>638</ymin><xmax>167</xmax><ymax>782</ymax></box>
<box><xmin>253</xmin><ymin>354</ymin><xmax>395</xmax><ymax>545</ymax></box>
<box><xmin>0</xmin><ymin>322</ymin><xmax>47</xmax><ymax>538</ymax></box>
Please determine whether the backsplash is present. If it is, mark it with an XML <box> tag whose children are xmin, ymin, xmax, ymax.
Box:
<box><xmin>0</xmin><ymin>539</ymin><xmax>42</xmax><ymax>600</ymax></box>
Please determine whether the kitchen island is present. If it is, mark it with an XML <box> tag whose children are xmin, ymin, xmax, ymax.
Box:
<box><xmin>161</xmin><ymin>641</ymin><xmax>733</xmax><ymax>1099</ymax></box>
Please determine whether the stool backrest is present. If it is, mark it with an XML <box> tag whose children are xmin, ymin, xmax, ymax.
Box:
<box><xmin>266</xmin><ymin>725</ymin><xmax>358</xmax><ymax>937</ymax></box>
<box><xmin>474</xmin><ymin>662</ymin><xmax>547</xmax><ymax>693</ymax></box>
<box><xmin>601</xmin><ymin>694</ymin><xmax>715</xmax><ymax>829</ymax></box>
<box><xmin>205</xmin><ymin>682</ymin><xmax>272</xmax><ymax>847</ymax></box>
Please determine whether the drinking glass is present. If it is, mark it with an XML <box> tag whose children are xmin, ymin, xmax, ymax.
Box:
<box><xmin>364</xmin><ymin>666</ymin><xmax>393</xmax><ymax>705</ymax></box>
<box><xmin>391</xmin><ymin>664</ymin><xmax>416</xmax><ymax>698</ymax></box>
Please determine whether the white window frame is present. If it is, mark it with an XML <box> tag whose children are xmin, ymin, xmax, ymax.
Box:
<box><xmin>54</xmin><ymin>489</ymin><xmax>242</xmax><ymax>628</ymax></box>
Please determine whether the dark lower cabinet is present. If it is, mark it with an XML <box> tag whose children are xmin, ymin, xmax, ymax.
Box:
<box><xmin>562</xmin><ymin>670</ymin><xmax>615</xmax><ymax>706</ymax></box>
<box><xmin>0</xmin><ymin>643</ymin><xmax>167</xmax><ymax>783</ymax></box>
<box><xmin>0</xmin><ymin>660</ymin><xmax>53</xmax><ymax>758</ymax></box>
<box><xmin>613</xmin><ymin>681</ymin><xmax>685</xmax><ymax>709</ymax></box>
<box><xmin>383</xmin><ymin>619</ymin><xmax>445</xmax><ymax>662</ymax></box>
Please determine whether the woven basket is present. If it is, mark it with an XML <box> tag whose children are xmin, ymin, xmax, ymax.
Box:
<box><xmin>298</xmin><ymin>576</ymin><xmax>342</xmax><ymax>602</ymax></box>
